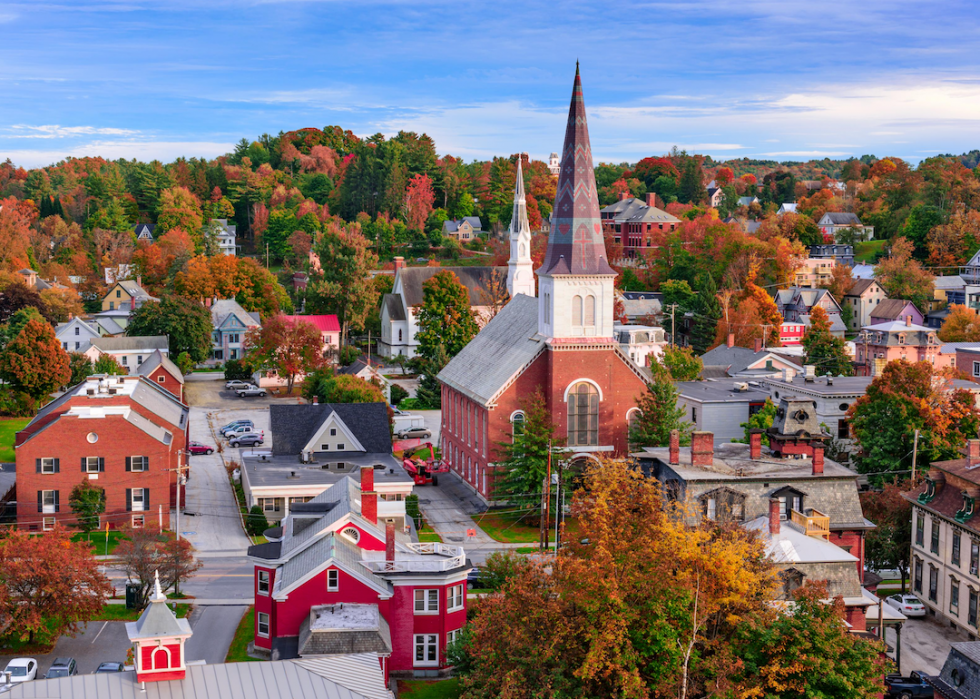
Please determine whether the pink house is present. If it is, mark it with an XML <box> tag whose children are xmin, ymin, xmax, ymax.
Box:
<box><xmin>855</xmin><ymin>317</ymin><xmax>951</xmax><ymax>376</ymax></box>
<box><xmin>869</xmin><ymin>299</ymin><xmax>923</xmax><ymax>327</ymax></box>
<box><xmin>779</xmin><ymin>321</ymin><xmax>806</xmax><ymax>346</ymax></box>
<box><xmin>280</xmin><ymin>315</ymin><xmax>341</xmax><ymax>357</ymax></box>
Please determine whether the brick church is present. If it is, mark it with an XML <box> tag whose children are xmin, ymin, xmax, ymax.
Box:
<box><xmin>438</xmin><ymin>65</ymin><xmax>649</xmax><ymax>503</ymax></box>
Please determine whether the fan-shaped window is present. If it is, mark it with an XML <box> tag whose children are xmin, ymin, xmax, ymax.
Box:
<box><xmin>572</xmin><ymin>295</ymin><xmax>583</xmax><ymax>325</ymax></box>
<box><xmin>584</xmin><ymin>296</ymin><xmax>595</xmax><ymax>327</ymax></box>
<box><xmin>567</xmin><ymin>382</ymin><xmax>599</xmax><ymax>446</ymax></box>
<box><xmin>341</xmin><ymin>526</ymin><xmax>360</xmax><ymax>543</ymax></box>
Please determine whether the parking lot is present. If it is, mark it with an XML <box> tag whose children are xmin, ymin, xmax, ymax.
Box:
<box><xmin>184</xmin><ymin>375</ymin><xmax>291</xmax><ymax>410</ymax></box>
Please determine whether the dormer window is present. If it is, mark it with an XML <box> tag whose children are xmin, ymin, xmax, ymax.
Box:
<box><xmin>772</xmin><ymin>486</ymin><xmax>805</xmax><ymax>520</ymax></box>
<box><xmin>898</xmin><ymin>334</ymin><xmax>906</xmax><ymax>345</ymax></box>
<box><xmin>956</xmin><ymin>492</ymin><xmax>976</xmax><ymax>524</ymax></box>
<box><xmin>919</xmin><ymin>478</ymin><xmax>938</xmax><ymax>504</ymax></box>
<box><xmin>699</xmin><ymin>487</ymin><xmax>746</xmax><ymax>523</ymax></box>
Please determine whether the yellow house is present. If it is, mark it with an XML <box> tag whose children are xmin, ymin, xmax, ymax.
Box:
<box><xmin>101</xmin><ymin>279</ymin><xmax>158</xmax><ymax>312</ymax></box>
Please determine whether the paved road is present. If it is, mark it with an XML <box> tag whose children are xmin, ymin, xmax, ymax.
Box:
<box><xmin>887</xmin><ymin>615</ymin><xmax>973</xmax><ymax>675</ymax></box>
<box><xmin>184</xmin><ymin>606</ymin><xmax>248</xmax><ymax>664</ymax></box>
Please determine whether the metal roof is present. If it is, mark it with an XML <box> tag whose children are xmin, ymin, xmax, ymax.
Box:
<box><xmin>90</xmin><ymin>335</ymin><xmax>169</xmax><ymax>352</ymax></box>
<box><xmin>137</xmin><ymin>349</ymin><xmax>185</xmax><ymax>384</ymax></box>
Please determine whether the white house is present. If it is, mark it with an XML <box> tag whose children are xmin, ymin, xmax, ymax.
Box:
<box><xmin>614</xmin><ymin>324</ymin><xmax>667</xmax><ymax>367</ymax></box>
<box><xmin>55</xmin><ymin>317</ymin><xmax>101</xmax><ymax>353</ymax></box>
<box><xmin>211</xmin><ymin>298</ymin><xmax>260</xmax><ymax>362</ymax></box>
<box><xmin>817</xmin><ymin>212</ymin><xmax>874</xmax><ymax>242</ymax></box>
<box><xmin>85</xmin><ymin>335</ymin><xmax>170</xmax><ymax>373</ymax></box>
<box><xmin>210</xmin><ymin>219</ymin><xmax>237</xmax><ymax>256</ymax></box>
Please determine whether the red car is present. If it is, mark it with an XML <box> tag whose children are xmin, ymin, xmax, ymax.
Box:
<box><xmin>187</xmin><ymin>441</ymin><xmax>214</xmax><ymax>456</ymax></box>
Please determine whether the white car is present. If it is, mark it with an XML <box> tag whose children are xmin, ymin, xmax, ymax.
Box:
<box><xmin>885</xmin><ymin>593</ymin><xmax>926</xmax><ymax>617</ymax></box>
<box><xmin>2</xmin><ymin>658</ymin><xmax>38</xmax><ymax>684</ymax></box>
<box><xmin>224</xmin><ymin>380</ymin><xmax>254</xmax><ymax>391</ymax></box>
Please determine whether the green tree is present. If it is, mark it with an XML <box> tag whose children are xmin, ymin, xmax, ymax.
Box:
<box><xmin>93</xmin><ymin>354</ymin><xmax>127</xmax><ymax>375</ymax></box>
<box><xmin>677</xmin><ymin>157</ymin><xmax>705</xmax><ymax>204</ymax></box>
<box><xmin>0</xmin><ymin>318</ymin><xmax>71</xmax><ymax>404</ymax></box>
<box><xmin>68</xmin><ymin>479</ymin><xmax>106</xmax><ymax>537</ymax></box>
<box><xmin>690</xmin><ymin>273</ymin><xmax>721</xmax><ymax>355</ymax></box>
<box><xmin>5</xmin><ymin>306</ymin><xmax>45</xmax><ymax>345</ymax></box>
<box><xmin>262</xmin><ymin>209</ymin><xmax>297</xmax><ymax>263</ymax></box>
<box><xmin>247</xmin><ymin>505</ymin><xmax>270</xmax><ymax>535</ymax></box>
<box><xmin>901</xmin><ymin>204</ymin><xmax>943</xmax><ymax>255</ymax></box>
<box><xmin>414</xmin><ymin>270</ymin><xmax>478</xmax><ymax>360</ymax></box>
<box><xmin>861</xmin><ymin>481</ymin><xmax>914</xmax><ymax>592</ymax></box>
<box><xmin>660</xmin><ymin>279</ymin><xmax>696</xmax><ymax>311</ymax></box>
<box><xmin>412</xmin><ymin>343</ymin><xmax>448</xmax><ymax>409</ymax></box>
<box><xmin>492</xmin><ymin>390</ymin><xmax>562</xmax><ymax>509</ymax></box>
<box><xmin>801</xmin><ymin>305</ymin><xmax>853</xmax><ymax>376</ymax></box>
<box><xmin>659</xmin><ymin>345</ymin><xmax>703</xmax><ymax>381</ymax></box>
<box><xmin>126</xmin><ymin>297</ymin><xmax>213</xmax><ymax>364</ymax></box>
<box><xmin>67</xmin><ymin>352</ymin><xmax>94</xmax><ymax>386</ymax></box>
<box><xmin>735</xmin><ymin>398</ymin><xmax>777</xmax><ymax>446</ymax></box>
<box><xmin>629</xmin><ymin>371</ymin><xmax>691</xmax><ymax>448</ymax></box>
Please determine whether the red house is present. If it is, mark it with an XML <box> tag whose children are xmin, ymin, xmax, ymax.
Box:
<box><xmin>136</xmin><ymin>349</ymin><xmax>186</xmax><ymax>402</ymax></box>
<box><xmin>248</xmin><ymin>465</ymin><xmax>470</xmax><ymax>679</ymax></box>
<box><xmin>15</xmin><ymin>374</ymin><xmax>189</xmax><ymax>531</ymax></box>
<box><xmin>437</xmin><ymin>65</ymin><xmax>649</xmax><ymax>503</ymax></box>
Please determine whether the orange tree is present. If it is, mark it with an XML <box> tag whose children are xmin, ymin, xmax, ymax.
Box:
<box><xmin>0</xmin><ymin>528</ymin><xmax>112</xmax><ymax>644</ymax></box>
<box><xmin>938</xmin><ymin>304</ymin><xmax>980</xmax><ymax>342</ymax></box>
<box><xmin>0</xmin><ymin>317</ymin><xmax>71</xmax><ymax>404</ymax></box>
<box><xmin>245</xmin><ymin>315</ymin><xmax>327</xmax><ymax>394</ymax></box>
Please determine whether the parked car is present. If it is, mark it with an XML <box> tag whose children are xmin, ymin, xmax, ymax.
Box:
<box><xmin>224</xmin><ymin>380</ymin><xmax>254</xmax><ymax>390</ymax></box>
<box><xmin>220</xmin><ymin>419</ymin><xmax>253</xmax><ymax>433</ymax></box>
<box><xmin>229</xmin><ymin>433</ymin><xmax>264</xmax><ymax>448</ymax></box>
<box><xmin>467</xmin><ymin>567</ymin><xmax>484</xmax><ymax>589</ymax></box>
<box><xmin>885</xmin><ymin>594</ymin><xmax>926</xmax><ymax>617</ymax></box>
<box><xmin>187</xmin><ymin>441</ymin><xmax>214</xmax><ymax>456</ymax></box>
<box><xmin>1</xmin><ymin>658</ymin><xmax>37</xmax><ymax>684</ymax></box>
<box><xmin>44</xmin><ymin>658</ymin><xmax>77</xmax><ymax>680</ymax></box>
<box><xmin>884</xmin><ymin>671</ymin><xmax>933</xmax><ymax>698</ymax></box>
<box><xmin>94</xmin><ymin>662</ymin><xmax>125</xmax><ymax>674</ymax></box>
<box><xmin>223</xmin><ymin>424</ymin><xmax>257</xmax><ymax>438</ymax></box>
<box><xmin>396</xmin><ymin>426</ymin><xmax>432</xmax><ymax>440</ymax></box>
<box><xmin>237</xmin><ymin>386</ymin><xmax>268</xmax><ymax>398</ymax></box>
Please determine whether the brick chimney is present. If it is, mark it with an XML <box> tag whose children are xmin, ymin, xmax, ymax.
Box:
<box><xmin>812</xmin><ymin>444</ymin><xmax>825</xmax><ymax>475</ymax></box>
<box><xmin>136</xmin><ymin>275</ymin><xmax>142</xmax><ymax>288</ymax></box>
<box><xmin>968</xmin><ymin>439</ymin><xmax>980</xmax><ymax>465</ymax></box>
<box><xmin>312</xmin><ymin>395</ymin><xmax>318</xmax><ymax>404</ymax></box>
<box><xmin>754</xmin><ymin>337</ymin><xmax>763</xmax><ymax>353</ymax></box>
<box><xmin>769</xmin><ymin>497</ymin><xmax>781</xmax><ymax>535</ymax></box>
<box><xmin>727</xmin><ymin>333</ymin><xmax>735</xmax><ymax>348</ymax></box>
<box><xmin>749</xmin><ymin>430</ymin><xmax>762</xmax><ymax>460</ymax></box>
<box><xmin>360</xmin><ymin>465</ymin><xmax>377</xmax><ymax>524</ymax></box>
<box><xmin>394</xmin><ymin>256</ymin><xmax>406</xmax><ymax>273</ymax></box>
<box><xmin>691</xmin><ymin>431</ymin><xmax>714</xmax><ymax>467</ymax></box>
<box><xmin>906</xmin><ymin>314</ymin><xmax>912</xmax><ymax>327</ymax></box>
<box><xmin>669</xmin><ymin>429</ymin><xmax>680</xmax><ymax>465</ymax></box>
<box><xmin>645</xmin><ymin>192</ymin><xmax>657</xmax><ymax>207</ymax></box>
<box><xmin>619</xmin><ymin>190</ymin><xmax>631</xmax><ymax>201</ymax></box>
<box><xmin>385</xmin><ymin>520</ymin><xmax>396</xmax><ymax>562</ymax></box>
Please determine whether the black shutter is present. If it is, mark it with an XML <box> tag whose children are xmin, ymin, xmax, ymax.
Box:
<box><xmin>144</xmin><ymin>456</ymin><xmax>149</xmax><ymax>471</ymax></box>
<box><xmin>54</xmin><ymin>491</ymin><xmax>60</xmax><ymax>513</ymax></box>
<box><xmin>37</xmin><ymin>491</ymin><xmax>42</xmax><ymax>513</ymax></box>
<box><xmin>35</xmin><ymin>459</ymin><xmax>41</xmax><ymax>474</ymax></box>
<box><xmin>98</xmin><ymin>458</ymin><xmax>105</xmax><ymax>473</ymax></box>
<box><xmin>125</xmin><ymin>489</ymin><xmax>131</xmax><ymax>512</ymax></box>
<box><xmin>81</xmin><ymin>457</ymin><xmax>86</xmax><ymax>472</ymax></box>
<box><xmin>53</xmin><ymin>458</ymin><xmax>59</xmax><ymax>473</ymax></box>
<box><xmin>144</xmin><ymin>489</ymin><xmax>149</xmax><ymax>511</ymax></box>
<box><xmin>125</xmin><ymin>457</ymin><xmax>131</xmax><ymax>472</ymax></box>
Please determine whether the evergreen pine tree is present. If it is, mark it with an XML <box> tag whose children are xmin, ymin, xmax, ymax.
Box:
<box><xmin>629</xmin><ymin>365</ymin><xmax>692</xmax><ymax>449</ymax></box>
<box><xmin>691</xmin><ymin>273</ymin><xmax>721</xmax><ymax>355</ymax></box>
<box><xmin>492</xmin><ymin>390</ymin><xmax>562</xmax><ymax>509</ymax></box>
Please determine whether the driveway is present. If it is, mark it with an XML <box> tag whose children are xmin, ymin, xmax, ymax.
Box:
<box><xmin>885</xmin><ymin>615</ymin><xmax>973</xmax><ymax>676</ymax></box>
<box><xmin>184</xmin><ymin>378</ymin><xmax>292</xmax><ymax>410</ymax></box>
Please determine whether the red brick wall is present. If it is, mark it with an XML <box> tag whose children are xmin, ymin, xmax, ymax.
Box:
<box><xmin>956</xmin><ymin>351</ymin><xmax>980</xmax><ymax>381</ymax></box>
<box><xmin>17</xmin><ymin>414</ymin><xmax>178</xmax><ymax>530</ymax></box>
<box><xmin>146</xmin><ymin>366</ymin><xmax>183</xmax><ymax>403</ymax></box>
<box><xmin>830</xmin><ymin>530</ymin><xmax>866</xmax><ymax>581</ymax></box>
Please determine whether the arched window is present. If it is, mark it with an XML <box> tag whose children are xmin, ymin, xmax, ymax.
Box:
<box><xmin>511</xmin><ymin>411</ymin><xmax>526</xmax><ymax>441</ymax></box>
<box><xmin>584</xmin><ymin>296</ymin><xmax>595</xmax><ymax>327</ymax></box>
<box><xmin>543</xmin><ymin>293</ymin><xmax>551</xmax><ymax>323</ymax></box>
<box><xmin>567</xmin><ymin>382</ymin><xmax>599</xmax><ymax>446</ymax></box>
<box><xmin>519</xmin><ymin>243</ymin><xmax>526</xmax><ymax>258</ymax></box>
<box><xmin>151</xmin><ymin>646</ymin><xmax>171</xmax><ymax>670</ymax></box>
<box><xmin>572</xmin><ymin>295</ymin><xmax>583</xmax><ymax>325</ymax></box>
<box><xmin>626</xmin><ymin>408</ymin><xmax>641</xmax><ymax>435</ymax></box>
<box><xmin>397</xmin><ymin>329</ymin><xmax>403</xmax><ymax>342</ymax></box>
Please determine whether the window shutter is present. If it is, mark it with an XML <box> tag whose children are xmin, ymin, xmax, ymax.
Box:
<box><xmin>125</xmin><ymin>457</ymin><xmax>131</xmax><ymax>472</ymax></box>
<box><xmin>144</xmin><ymin>456</ymin><xmax>149</xmax><ymax>471</ymax></box>
<box><xmin>36</xmin><ymin>459</ymin><xmax>41</xmax><ymax>474</ymax></box>
<box><xmin>53</xmin><ymin>458</ymin><xmax>60</xmax><ymax>473</ymax></box>
<box><xmin>54</xmin><ymin>491</ymin><xmax>60</xmax><ymax>513</ymax></box>
<box><xmin>99</xmin><ymin>458</ymin><xmax>105</xmax><ymax>472</ymax></box>
<box><xmin>81</xmin><ymin>458</ymin><xmax>87</xmax><ymax>472</ymax></box>
<box><xmin>37</xmin><ymin>491</ymin><xmax>42</xmax><ymax>513</ymax></box>
<box><xmin>125</xmin><ymin>489</ymin><xmax>131</xmax><ymax>512</ymax></box>
<box><xmin>144</xmin><ymin>489</ymin><xmax>149</xmax><ymax>511</ymax></box>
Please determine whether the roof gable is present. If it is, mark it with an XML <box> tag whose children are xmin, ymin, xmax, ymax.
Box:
<box><xmin>302</xmin><ymin>410</ymin><xmax>366</xmax><ymax>454</ymax></box>
<box><xmin>395</xmin><ymin>265</ymin><xmax>505</xmax><ymax>307</ymax></box>
<box><xmin>270</xmin><ymin>403</ymin><xmax>392</xmax><ymax>456</ymax></box>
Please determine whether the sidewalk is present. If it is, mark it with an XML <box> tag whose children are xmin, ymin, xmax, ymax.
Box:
<box><xmin>106</xmin><ymin>598</ymin><xmax>250</xmax><ymax>606</ymax></box>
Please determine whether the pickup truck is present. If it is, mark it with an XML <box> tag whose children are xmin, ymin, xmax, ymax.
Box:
<box><xmin>884</xmin><ymin>672</ymin><xmax>933</xmax><ymax>698</ymax></box>
<box><xmin>237</xmin><ymin>386</ymin><xmax>267</xmax><ymax>398</ymax></box>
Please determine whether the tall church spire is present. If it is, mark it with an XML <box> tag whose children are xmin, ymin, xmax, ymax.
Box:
<box><xmin>506</xmin><ymin>154</ymin><xmax>535</xmax><ymax>298</ymax></box>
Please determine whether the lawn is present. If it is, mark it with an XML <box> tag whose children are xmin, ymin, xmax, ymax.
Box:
<box><xmin>0</xmin><ymin>418</ymin><xmax>30</xmax><ymax>461</ymax></box>
<box><xmin>417</xmin><ymin>525</ymin><xmax>442</xmax><ymax>543</ymax></box>
<box><xmin>225</xmin><ymin>607</ymin><xmax>262</xmax><ymax>663</ymax></box>
<box><xmin>72</xmin><ymin>531</ymin><xmax>125</xmax><ymax>555</ymax></box>
<box><xmin>94</xmin><ymin>603</ymin><xmax>192</xmax><ymax>622</ymax></box>
<box><xmin>854</xmin><ymin>240</ymin><xmax>885</xmax><ymax>263</ymax></box>
<box><xmin>399</xmin><ymin>678</ymin><xmax>460</xmax><ymax>699</ymax></box>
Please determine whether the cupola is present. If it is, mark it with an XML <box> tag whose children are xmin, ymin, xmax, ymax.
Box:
<box><xmin>125</xmin><ymin>571</ymin><xmax>193</xmax><ymax>682</ymax></box>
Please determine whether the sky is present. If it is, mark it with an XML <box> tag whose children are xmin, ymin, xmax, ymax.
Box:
<box><xmin>2</xmin><ymin>0</ymin><xmax>980</xmax><ymax>169</ymax></box>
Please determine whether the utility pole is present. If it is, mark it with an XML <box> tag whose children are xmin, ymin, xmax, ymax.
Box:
<box><xmin>169</xmin><ymin>455</ymin><xmax>189</xmax><ymax>541</ymax></box>
<box><xmin>911</xmin><ymin>429</ymin><xmax>920</xmax><ymax>485</ymax></box>
<box><xmin>540</xmin><ymin>442</ymin><xmax>552</xmax><ymax>551</ymax></box>
<box><xmin>667</xmin><ymin>304</ymin><xmax>678</xmax><ymax>347</ymax></box>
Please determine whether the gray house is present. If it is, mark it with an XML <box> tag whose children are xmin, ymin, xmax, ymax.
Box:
<box><xmin>674</xmin><ymin>380</ymin><xmax>770</xmax><ymax>444</ymax></box>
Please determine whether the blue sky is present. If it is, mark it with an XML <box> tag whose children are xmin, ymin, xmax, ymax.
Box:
<box><xmin>2</xmin><ymin>0</ymin><xmax>980</xmax><ymax>168</ymax></box>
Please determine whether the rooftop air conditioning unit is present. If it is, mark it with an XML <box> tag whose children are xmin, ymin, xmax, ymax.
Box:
<box><xmin>733</xmin><ymin>382</ymin><xmax>749</xmax><ymax>392</ymax></box>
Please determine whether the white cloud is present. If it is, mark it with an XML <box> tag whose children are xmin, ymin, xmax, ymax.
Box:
<box><xmin>7</xmin><ymin>124</ymin><xmax>141</xmax><ymax>139</ymax></box>
<box><xmin>2</xmin><ymin>140</ymin><xmax>234</xmax><ymax>168</ymax></box>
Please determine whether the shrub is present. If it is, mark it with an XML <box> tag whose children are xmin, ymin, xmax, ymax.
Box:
<box><xmin>405</xmin><ymin>494</ymin><xmax>421</xmax><ymax>530</ymax></box>
<box><xmin>390</xmin><ymin>384</ymin><xmax>409</xmax><ymax>406</ymax></box>
<box><xmin>224</xmin><ymin>359</ymin><xmax>254</xmax><ymax>381</ymax></box>
<box><xmin>482</xmin><ymin>551</ymin><xmax>531</xmax><ymax>591</ymax></box>
<box><xmin>246</xmin><ymin>505</ymin><xmax>269</xmax><ymax>537</ymax></box>
<box><xmin>338</xmin><ymin>346</ymin><xmax>360</xmax><ymax>366</ymax></box>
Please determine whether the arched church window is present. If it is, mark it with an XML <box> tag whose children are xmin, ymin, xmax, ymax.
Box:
<box><xmin>567</xmin><ymin>382</ymin><xmax>599</xmax><ymax>446</ymax></box>
<box><xmin>519</xmin><ymin>243</ymin><xmax>526</xmax><ymax>257</ymax></box>
<box><xmin>572</xmin><ymin>295</ymin><xmax>583</xmax><ymax>325</ymax></box>
<box><xmin>511</xmin><ymin>411</ymin><xmax>526</xmax><ymax>442</ymax></box>
<box><xmin>544</xmin><ymin>293</ymin><xmax>551</xmax><ymax>323</ymax></box>
<box><xmin>584</xmin><ymin>295</ymin><xmax>596</xmax><ymax>327</ymax></box>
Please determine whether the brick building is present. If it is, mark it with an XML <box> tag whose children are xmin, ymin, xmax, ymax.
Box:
<box><xmin>135</xmin><ymin>349</ymin><xmax>185</xmax><ymax>402</ymax></box>
<box><xmin>248</xmin><ymin>466</ymin><xmax>470</xmax><ymax>679</ymax></box>
<box><xmin>599</xmin><ymin>192</ymin><xmax>680</xmax><ymax>259</ymax></box>
<box><xmin>855</xmin><ymin>317</ymin><xmax>950</xmax><ymax>376</ymax></box>
<box><xmin>15</xmin><ymin>375</ymin><xmax>189</xmax><ymax>531</ymax></box>
<box><xmin>437</xmin><ymin>65</ymin><xmax>649</xmax><ymax>503</ymax></box>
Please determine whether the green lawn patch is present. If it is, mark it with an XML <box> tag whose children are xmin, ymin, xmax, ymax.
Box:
<box><xmin>225</xmin><ymin>607</ymin><xmax>262</xmax><ymax>663</ymax></box>
<box><xmin>854</xmin><ymin>240</ymin><xmax>885</xmax><ymax>263</ymax></box>
<box><xmin>400</xmin><ymin>678</ymin><xmax>460</xmax><ymax>699</ymax></box>
<box><xmin>515</xmin><ymin>546</ymin><xmax>541</xmax><ymax>554</ymax></box>
<box><xmin>94</xmin><ymin>603</ymin><xmax>191</xmax><ymax>622</ymax></box>
<box><xmin>0</xmin><ymin>418</ymin><xmax>30</xmax><ymax>461</ymax></box>
<box><xmin>476</xmin><ymin>510</ymin><xmax>553</xmax><ymax>544</ymax></box>
<box><xmin>72</xmin><ymin>531</ymin><xmax>125</xmax><ymax>555</ymax></box>
<box><xmin>417</xmin><ymin>526</ymin><xmax>442</xmax><ymax>543</ymax></box>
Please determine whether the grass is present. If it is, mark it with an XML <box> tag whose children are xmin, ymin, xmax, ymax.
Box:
<box><xmin>854</xmin><ymin>240</ymin><xmax>885</xmax><ymax>263</ymax></box>
<box><xmin>94</xmin><ymin>603</ymin><xmax>192</xmax><ymax>622</ymax></box>
<box><xmin>72</xmin><ymin>531</ymin><xmax>125</xmax><ymax>555</ymax></box>
<box><xmin>417</xmin><ymin>525</ymin><xmax>443</xmax><ymax>543</ymax></box>
<box><xmin>0</xmin><ymin>417</ymin><xmax>30</xmax><ymax>461</ymax></box>
<box><xmin>475</xmin><ymin>510</ymin><xmax>581</xmax><ymax>545</ymax></box>
<box><xmin>399</xmin><ymin>678</ymin><xmax>460</xmax><ymax>699</ymax></box>
<box><xmin>515</xmin><ymin>546</ymin><xmax>540</xmax><ymax>554</ymax></box>
<box><xmin>225</xmin><ymin>607</ymin><xmax>262</xmax><ymax>663</ymax></box>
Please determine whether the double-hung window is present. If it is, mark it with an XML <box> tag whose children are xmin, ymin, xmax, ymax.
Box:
<box><xmin>38</xmin><ymin>458</ymin><xmax>58</xmax><ymax>474</ymax></box>
<box><xmin>127</xmin><ymin>456</ymin><xmax>148</xmax><ymax>472</ymax></box>
<box><xmin>83</xmin><ymin>457</ymin><xmax>102</xmax><ymax>474</ymax></box>
<box><xmin>953</xmin><ymin>532</ymin><xmax>962</xmax><ymax>567</ymax></box>
<box><xmin>971</xmin><ymin>540</ymin><xmax>979</xmax><ymax>577</ymax></box>
<box><xmin>257</xmin><ymin>571</ymin><xmax>270</xmax><ymax>595</ymax></box>
<box><xmin>414</xmin><ymin>634</ymin><xmax>438</xmax><ymax>667</ymax></box>
<box><xmin>931</xmin><ymin>519</ymin><xmax>941</xmax><ymax>555</ymax></box>
<box><xmin>40</xmin><ymin>489</ymin><xmax>58</xmax><ymax>514</ymax></box>
<box><xmin>128</xmin><ymin>488</ymin><xmax>147</xmax><ymax>512</ymax></box>
<box><xmin>970</xmin><ymin>589</ymin><xmax>979</xmax><ymax>628</ymax></box>
<box><xmin>914</xmin><ymin>558</ymin><xmax>922</xmax><ymax>593</ymax></box>
<box><xmin>929</xmin><ymin>565</ymin><xmax>938</xmax><ymax>602</ymax></box>
<box><xmin>327</xmin><ymin>569</ymin><xmax>339</xmax><ymax>592</ymax></box>
<box><xmin>414</xmin><ymin>589</ymin><xmax>439</xmax><ymax>613</ymax></box>
<box><xmin>447</xmin><ymin>629</ymin><xmax>462</xmax><ymax>646</ymax></box>
<box><xmin>448</xmin><ymin>584</ymin><xmax>464</xmax><ymax>612</ymax></box>
<box><xmin>257</xmin><ymin>612</ymin><xmax>270</xmax><ymax>637</ymax></box>
<box><xmin>916</xmin><ymin>513</ymin><xmax>925</xmax><ymax>547</ymax></box>
<box><xmin>951</xmin><ymin>579</ymin><xmax>960</xmax><ymax>613</ymax></box>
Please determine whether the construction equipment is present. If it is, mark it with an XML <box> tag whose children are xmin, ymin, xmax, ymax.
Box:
<box><xmin>401</xmin><ymin>442</ymin><xmax>448</xmax><ymax>486</ymax></box>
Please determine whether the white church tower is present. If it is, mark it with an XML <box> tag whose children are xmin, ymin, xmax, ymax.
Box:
<box><xmin>506</xmin><ymin>154</ymin><xmax>536</xmax><ymax>298</ymax></box>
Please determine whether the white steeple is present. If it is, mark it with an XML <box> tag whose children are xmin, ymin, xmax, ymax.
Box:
<box><xmin>506</xmin><ymin>154</ymin><xmax>535</xmax><ymax>299</ymax></box>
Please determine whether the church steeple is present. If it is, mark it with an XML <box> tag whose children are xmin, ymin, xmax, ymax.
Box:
<box><xmin>506</xmin><ymin>154</ymin><xmax>535</xmax><ymax>298</ymax></box>
<box><xmin>537</xmin><ymin>64</ymin><xmax>616</xmax><ymax>341</ymax></box>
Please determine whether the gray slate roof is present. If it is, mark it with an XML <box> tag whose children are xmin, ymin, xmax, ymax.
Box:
<box><xmin>91</xmin><ymin>335</ymin><xmax>169</xmax><ymax>352</ymax></box>
<box><xmin>820</xmin><ymin>212</ymin><xmax>863</xmax><ymax>226</ymax></box>
<box><xmin>126</xmin><ymin>598</ymin><xmax>191</xmax><ymax>639</ymax></box>
<box><xmin>382</xmin><ymin>293</ymin><xmax>406</xmax><ymax>321</ymax></box>
<box><xmin>397</xmin><ymin>266</ymin><xmax>504</xmax><ymax>307</ymax></box>
<box><xmin>269</xmin><ymin>403</ymin><xmax>392</xmax><ymax>457</ymax></box>
<box><xmin>117</xmin><ymin>280</ymin><xmax>158</xmax><ymax>302</ymax></box>
<box><xmin>278</xmin><ymin>531</ymin><xmax>389</xmax><ymax>596</ymax></box>
<box><xmin>437</xmin><ymin>294</ymin><xmax>544</xmax><ymax>407</ymax></box>
<box><xmin>211</xmin><ymin>298</ymin><xmax>261</xmax><ymax>328</ymax></box>
<box><xmin>699</xmin><ymin>345</ymin><xmax>776</xmax><ymax>375</ymax></box>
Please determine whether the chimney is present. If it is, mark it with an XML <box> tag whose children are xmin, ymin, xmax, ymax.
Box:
<box><xmin>906</xmin><ymin>315</ymin><xmax>912</xmax><ymax>327</ymax></box>
<box><xmin>619</xmin><ymin>190</ymin><xmax>631</xmax><ymax>201</ymax></box>
<box><xmin>754</xmin><ymin>337</ymin><xmax>763</xmax><ymax>353</ymax></box>
<box><xmin>68</xmin><ymin>313</ymin><xmax>73</xmax><ymax>320</ymax></box>
<box><xmin>669</xmin><ymin>429</ymin><xmax>680</xmax><ymax>465</ymax></box>
<box><xmin>691</xmin><ymin>431</ymin><xmax>714</xmax><ymax>466</ymax></box>
<box><xmin>385</xmin><ymin>520</ymin><xmax>396</xmax><ymax>562</ymax></box>
<box><xmin>968</xmin><ymin>439</ymin><xmax>980</xmax><ymax>465</ymax></box>
<box><xmin>136</xmin><ymin>275</ymin><xmax>142</xmax><ymax>288</ymax></box>
<box><xmin>749</xmin><ymin>430</ymin><xmax>762</xmax><ymax>460</ymax></box>
<box><xmin>360</xmin><ymin>465</ymin><xmax>377</xmax><ymax>524</ymax></box>
<box><xmin>769</xmin><ymin>498</ymin><xmax>781</xmax><ymax>535</ymax></box>
<box><xmin>812</xmin><ymin>444</ymin><xmax>825</xmax><ymax>475</ymax></box>
<box><xmin>645</xmin><ymin>192</ymin><xmax>657</xmax><ymax>207</ymax></box>
<box><xmin>312</xmin><ymin>396</ymin><xmax>318</xmax><ymax>404</ymax></box>
<box><xmin>394</xmin><ymin>256</ymin><xmax>406</xmax><ymax>273</ymax></box>
<box><xmin>727</xmin><ymin>333</ymin><xmax>735</xmax><ymax>348</ymax></box>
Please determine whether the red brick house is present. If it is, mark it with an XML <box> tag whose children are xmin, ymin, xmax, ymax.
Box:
<box><xmin>248</xmin><ymin>466</ymin><xmax>470</xmax><ymax>679</ymax></box>
<box><xmin>437</xmin><ymin>65</ymin><xmax>649</xmax><ymax>503</ymax></box>
<box><xmin>136</xmin><ymin>349</ymin><xmax>185</xmax><ymax>402</ymax></box>
<box><xmin>15</xmin><ymin>375</ymin><xmax>189</xmax><ymax>531</ymax></box>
